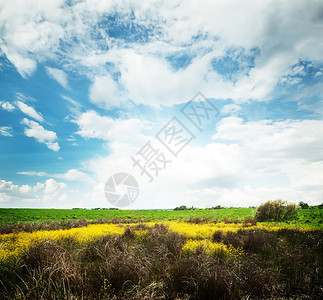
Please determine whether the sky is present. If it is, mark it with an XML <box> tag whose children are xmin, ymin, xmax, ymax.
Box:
<box><xmin>0</xmin><ymin>0</ymin><xmax>323</xmax><ymax>209</ymax></box>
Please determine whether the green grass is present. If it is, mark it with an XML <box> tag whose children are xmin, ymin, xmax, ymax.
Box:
<box><xmin>0</xmin><ymin>208</ymin><xmax>254</xmax><ymax>225</ymax></box>
<box><xmin>0</xmin><ymin>208</ymin><xmax>322</xmax><ymax>228</ymax></box>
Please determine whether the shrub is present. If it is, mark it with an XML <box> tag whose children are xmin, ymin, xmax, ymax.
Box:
<box><xmin>299</xmin><ymin>201</ymin><xmax>309</xmax><ymax>209</ymax></box>
<box><xmin>255</xmin><ymin>200</ymin><xmax>300</xmax><ymax>221</ymax></box>
<box><xmin>174</xmin><ymin>205</ymin><xmax>188</xmax><ymax>211</ymax></box>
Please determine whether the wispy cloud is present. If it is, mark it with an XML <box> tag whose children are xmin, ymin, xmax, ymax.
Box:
<box><xmin>0</xmin><ymin>126</ymin><xmax>13</xmax><ymax>137</ymax></box>
<box><xmin>46</xmin><ymin>67</ymin><xmax>69</xmax><ymax>89</ymax></box>
<box><xmin>16</xmin><ymin>101</ymin><xmax>43</xmax><ymax>122</ymax></box>
<box><xmin>60</xmin><ymin>95</ymin><xmax>82</xmax><ymax>115</ymax></box>
<box><xmin>18</xmin><ymin>169</ymin><xmax>92</xmax><ymax>182</ymax></box>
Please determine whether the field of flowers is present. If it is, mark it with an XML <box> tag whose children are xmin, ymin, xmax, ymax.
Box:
<box><xmin>0</xmin><ymin>220</ymin><xmax>314</xmax><ymax>262</ymax></box>
<box><xmin>0</xmin><ymin>219</ymin><xmax>322</xmax><ymax>299</ymax></box>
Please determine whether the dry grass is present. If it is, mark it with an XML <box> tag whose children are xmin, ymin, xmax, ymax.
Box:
<box><xmin>0</xmin><ymin>223</ymin><xmax>321</xmax><ymax>299</ymax></box>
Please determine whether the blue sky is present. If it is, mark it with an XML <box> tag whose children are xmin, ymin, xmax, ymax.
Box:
<box><xmin>0</xmin><ymin>0</ymin><xmax>322</xmax><ymax>208</ymax></box>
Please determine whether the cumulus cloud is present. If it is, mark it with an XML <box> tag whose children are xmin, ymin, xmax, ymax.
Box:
<box><xmin>89</xmin><ymin>75</ymin><xmax>121</xmax><ymax>109</ymax></box>
<box><xmin>73</xmin><ymin>110</ymin><xmax>149</xmax><ymax>151</ymax></box>
<box><xmin>74</xmin><ymin>110</ymin><xmax>113</xmax><ymax>140</ymax></box>
<box><xmin>46</xmin><ymin>67</ymin><xmax>69</xmax><ymax>88</ymax></box>
<box><xmin>16</xmin><ymin>101</ymin><xmax>44</xmax><ymax>122</ymax></box>
<box><xmin>0</xmin><ymin>126</ymin><xmax>13</xmax><ymax>137</ymax></box>
<box><xmin>0</xmin><ymin>179</ymin><xmax>34</xmax><ymax>199</ymax></box>
<box><xmin>21</xmin><ymin>118</ymin><xmax>60</xmax><ymax>151</ymax></box>
<box><xmin>43</xmin><ymin>178</ymin><xmax>67</xmax><ymax>202</ymax></box>
<box><xmin>84</xmin><ymin>115</ymin><xmax>323</xmax><ymax>208</ymax></box>
<box><xmin>0</xmin><ymin>0</ymin><xmax>67</xmax><ymax>77</ymax></box>
<box><xmin>0</xmin><ymin>178</ymin><xmax>68</xmax><ymax>205</ymax></box>
<box><xmin>212</xmin><ymin>117</ymin><xmax>323</xmax><ymax>162</ymax></box>
<box><xmin>0</xmin><ymin>101</ymin><xmax>15</xmax><ymax>111</ymax></box>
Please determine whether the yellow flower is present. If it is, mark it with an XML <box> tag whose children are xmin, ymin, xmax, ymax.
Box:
<box><xmin>182</xmin><ymin>239</ymin><xmax>231</xmax><ymax>257</ymax></box>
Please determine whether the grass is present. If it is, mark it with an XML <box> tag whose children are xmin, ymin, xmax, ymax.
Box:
<box><xmin>0</xmin><ymin>221</ymin><xmax>322</xmax><ymax>299</ymax></box>
<box><xmin>0</xmin><ymin>207</ymin><xmax>322</xmax><ymax>225</ymax></box>
<box><xmin>0</xmin><ymin>208</ymin><xmax>255</xmax><ymax>225</ymax></box>
<box><xmin>0</xmin><ymin>208</ymin><xmax>321</xmax><ymax>232</ymax></box>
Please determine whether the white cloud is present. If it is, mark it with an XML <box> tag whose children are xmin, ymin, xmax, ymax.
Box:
<box><xmin>0</xmin><ymin>101</ymin><xmax>15</xmax><ymax>111</ymax></box>
<box><xmin>78</xmin><ymin>0</ymin><xmax>323</xmax><ymax>106</ymax></box>
<box><xmin>61</xmin><ymin>95</ymin><xmax>82</xmax><ymax>115</ymax></box>
<box><xmin>73</xmin><ymin>110</ymin><xmax>149</xmax><ymax>150</ymax></box>
<box><xmin>1</xmin><ymin>0</ymin><xmax>322</xmax><ymax>104</ymax></box>
<box><xmin>84</xmin><ymin>115</ymin><xmax>323</xmax><ymax>208</ymax></box>
<box><xmin>0</xmin><ymin>178</ymin><xmax>69</xmax><ymax>206</ymax></box>
<box><xmin>212</xmin><ymin>117</ymin><xmax>323</xmax><ymax>162</ymax></box>
<box><xmin>0</xmin><ymin>179</ymin><xmax>34</xmax><ymax>199</ymax></box>
<box><xmin>119</xmin><ymin>50</ymin><xmax>210</xmax><ymax>107</ymax></box>
<box><xmin>33</xmin><ymin>182</ymin><xmax>44</xmax><ymax>192</ymax></box>
<box><xmin>291</xmin><ymin>65</ymin><xmax>306</xmax><ymax>76</ymax></box>
<box><xmin>18</xmin><ymin>169</ymin><xmax>92</xmax><ymax>182</ymax></box>
<box><xmin>16</xmin><ymin>101</ymin><xmax>44</xmax><ymax>122</ymax></box>
<box><xmin>280</xmin><ymin>76</ymin><xmax>302</xmax><ymax>85</ymax></box>
<box><xmin>0</xmin><ymin>126</ymin><xmax>13</xmax><ymax>137</ymax></box>
<box><xmin>21</xmin><ymin>118</ymin><xmax>60</xmax><ymax>151</ymax></box>
<box><xmin>0</xmin><ymin>193</ymin><xmax>10</xmax><ymax>203</ymax></box>
<box><xmin>74</xmin><ymin>110</ymin><xmax>113</xmax><ymax>140</ymax></box>
<box><xmin>2</xmin><ymin>51</ymin><xmax>37</xmax><ymax>78</ymax></box>
<box><xmin>221</xmin><ymin>104</ymin><xmax>242</xmax><ymax>116</ymax></box>
<box><xmin>1</xmin><ymin>0</ymin><xmax>323</xmax><ymax>209</ymax></box>
<box><xmin>0</xmin><ymin>0</ymin><xmax>67</xmax><ymax>77</ymax></box>
<box><xmin>43</xmin><ymin>178</ymin><xmax>67</xmax><ymax>202</ymax></box>
<box><xmin>46</xmin><ymin>67</ymin><xmax>69</xmax><ymax>88</ymax></box>
<box><xmin>89</xmin><ymin>75</ymin><xmax>121</xmax><ymax>109</ymax></box>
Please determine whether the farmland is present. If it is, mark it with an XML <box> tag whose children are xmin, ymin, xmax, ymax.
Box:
<box><xmin>0</xmin><ymin>207</ymin><xmax>255</xmax><ymax>225</ymax></box>
<box><xmin>0</xmin><ymin>208</ymin><xmax>322</xmax><ymax>299</ymax></box>
<box><xmin>0</xmin><ymin>207</ymin><xmax>322</xmax><ymax>228</ymax></box>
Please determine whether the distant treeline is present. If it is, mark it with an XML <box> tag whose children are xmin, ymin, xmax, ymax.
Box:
<box><xmin>73</xmin><ymin>202</ymin><xmax>323</xmax><ymax>211</ymax></box>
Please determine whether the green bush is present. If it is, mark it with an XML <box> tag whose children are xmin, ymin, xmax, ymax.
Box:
<box><xmin>255</xmin><ymin>200</ymin><xmax>300</xmax><ymax>222</ymax></box>
<box><xmin>174</xmin><ymin>205</ymin><xmax>188</xmax><ymax>210</ymax></box>
<box><xmin>299</xmin><ymin>201</ymin><xmax>309</xmax><ymax>209</ymax></box>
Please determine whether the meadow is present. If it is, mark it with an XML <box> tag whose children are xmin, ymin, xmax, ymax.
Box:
<box><xmin>0</xmin><ymin>207</ymin><xmax>322</xmax><ymax>228</ymax></box>
<box><xmin>0</xmin><ymin>208</ymin><xmax>255</xmax><ymax>225</ymax></box>
<box><xmin>0</xmin><ymin>208</ymin><xmax>322</xmax><ymax>299</ymax></box>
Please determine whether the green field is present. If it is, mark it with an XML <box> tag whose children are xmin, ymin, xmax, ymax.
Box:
<box><xmin>0</xmin><ymin>208</ymin><xmax>254</xmax><ymax>225</ymax></box>
<box><xmin>0</xmin><ymin>207</ymin><xmax>322</xmax><ymax>228</ymax></box>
